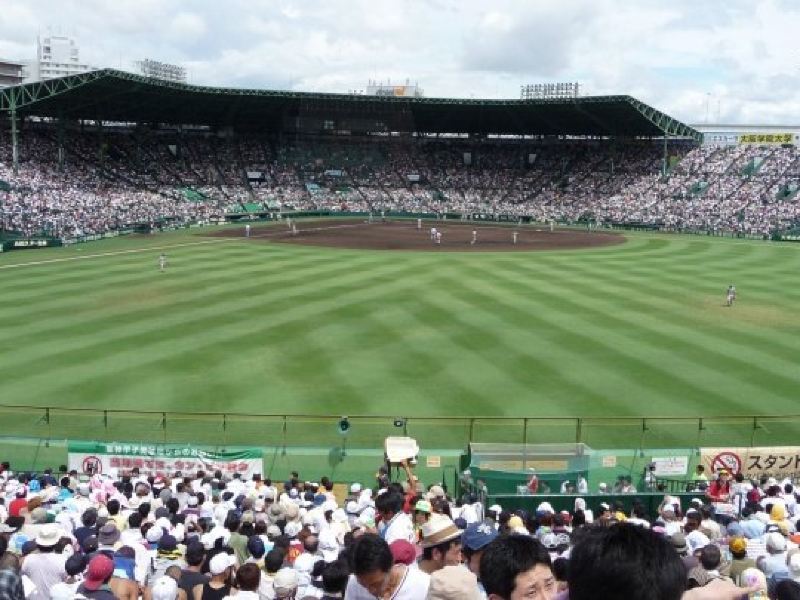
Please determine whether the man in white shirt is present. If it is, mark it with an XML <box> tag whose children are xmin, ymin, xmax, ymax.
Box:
<box><xmin>21</xmin><ymin>525</ymin><xmax>67</xmax><ymax>600</ymax></box>
<box><xmin>375</xmin><ymin>492</ymin><xmax>415</xmax><ymax>545</ymax></box>
<box><xmin>344</xmin><ymin>534</ymin><xmax>429</xmax><ymax>600</ymax></box>
<box><xmin>294</xmin><ymin>535</ymin><xmax>322</xmax><ymax>597</ymax></box>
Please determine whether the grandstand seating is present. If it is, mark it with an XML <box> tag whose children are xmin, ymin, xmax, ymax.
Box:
<box><xmin>1</xmin><ymin>127</ymin><xmax>800</xmax><ymax>239</ymax></box>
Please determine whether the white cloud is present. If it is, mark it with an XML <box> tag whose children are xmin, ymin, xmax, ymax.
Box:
<box><xmin>169</xmin><ymin>12</ymin><xmax>207</xmax><ymax>40</ymax></box>
<box><xmin>0</xmin><ymin>0</ymin><xmax>797</xmax><ymax>124</ymax></box>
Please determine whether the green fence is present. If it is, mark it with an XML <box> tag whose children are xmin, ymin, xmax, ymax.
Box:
<box><xmin>2</xmin><ymin>405</ymin><xmax>800</xmax><ymax>454</ymax></box>
<box><xmin>486</xmin><ymin>492</ymin><xmax>701</xmax><ymax>519</ymax></box>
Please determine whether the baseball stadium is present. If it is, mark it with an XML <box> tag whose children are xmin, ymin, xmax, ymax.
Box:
<box><xmin>2</xmin><ymin>69</ymin><xmax>800</xmax><ymax>506</ymax></box>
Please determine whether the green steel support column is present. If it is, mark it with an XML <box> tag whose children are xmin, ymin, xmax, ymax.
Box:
<box><xmin>663</xmin><ymin>133</ymin><xmax>668</xmax><ymax>176</ymax></box>
<box><xmin>10</xmin><ymin>108</ymin><xmax>18</xmax><ymax>175</ymax></box>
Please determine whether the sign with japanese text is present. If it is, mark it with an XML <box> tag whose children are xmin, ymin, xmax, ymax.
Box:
<box><xmin>651</xmin><ymin>456</ymin><xmax>689</xmax><ymax>476</ymax></box>
<box><xmin>68</xmin><ymin>441</ymin><xmax>262</xmax><ymax>478</ymax></box>
<box><xmin>701</xmin><ymin>447</ymin><xmax>800</xmax><ymax>479</ymax></box>
<box><xmin>739</xmin><ymin>133</ymin><xmax>794</xmax><ymax>145</ymax></box>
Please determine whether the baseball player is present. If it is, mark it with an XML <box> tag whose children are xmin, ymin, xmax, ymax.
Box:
<box><xmin>417</xmin><ymin>218</ymin><xmax>422</xmax><ymax>230</ymax></box>
<box><xmin>471</xmin><ymin>230</ymin><xmax>477</xmax><ymax>245</ymax></box>
<box><xmin>430</xmin><ymin>226</ymin><xmax>437</xmax><ymax>241</ymax></box>
<box><xmin>513</xmin><ymin>231</ymin><xmax>518</xmax><ymax>245</ymax></box>
<box><xmin>245</xmin><ymin>224</ymin><xmax>251</xmax><ymax>238</ymax></box>
<box><xmin>726</xmin><ymin>285</ymin><xmax>737</xmax><ymax>307</ymax></box>
<box><xmin>158</xmin><ymin>253</ymin><xmax>167</xmax><ymax>272</ymax></box>
<box><xmin>292</xmin><ymin>223</ymin><xmax>298</xmax><ymax>236</ymax></box>
<box><xmin>435</xmin><ymin>231</ymin><xmax>442</xmax><ymax>245</ymax></box>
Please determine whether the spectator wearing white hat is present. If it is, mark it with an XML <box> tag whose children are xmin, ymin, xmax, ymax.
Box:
<box><xmin>20</xmin><ymin>524</ymin><xmax>66</xmax><ymax>600</ymax></box>
<box><xmin>193</xmin><ymin>552</ymin><xmax>236</xmax><ymax>600</ymax></box>
<box><xmin>150</xmin><ymin>575</ymin><xmax>180</xmax><ymax>600</ymax></box>
<box><xmin>758</xmin><ymin>531</ymin><xmax>789</xmax><ymax>578</ymax></box>
<box><xmin>273</xmin><ymin>568</ymin><xmax>299</xmax><ymax>599</ymax></box>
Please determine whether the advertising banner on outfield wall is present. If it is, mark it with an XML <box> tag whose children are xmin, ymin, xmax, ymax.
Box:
<box><xmin>68</xmin><ymin>441</ymin><xmax>262</xmax><ymax>478</ymax></box>
<box><xmin>701</xmin><ymin>446</ymin><xmax>800</xmax><ymax>479</ymax></box>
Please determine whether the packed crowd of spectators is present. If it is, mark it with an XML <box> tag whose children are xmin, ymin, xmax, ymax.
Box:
<box><xmin>2</xmin><ymin>459</ymin><xmax>800</xmax><ymax>599</ymax></box>
<box><xmin>1</xmin><ymin>127</ymin><xmax>800</xmax><ymax>240</ymax></box>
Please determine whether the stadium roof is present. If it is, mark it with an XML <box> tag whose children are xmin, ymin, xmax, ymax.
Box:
<box><xmin>0</xmin><ymin>68</ymin><xmax>700</xmax><ymax>140</ymax></box>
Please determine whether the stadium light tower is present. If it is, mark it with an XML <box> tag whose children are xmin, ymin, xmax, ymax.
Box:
<box><xmin>135</xmin><ymin>59</ymin><xmax>187</xmax><ymax>83</ymax></box>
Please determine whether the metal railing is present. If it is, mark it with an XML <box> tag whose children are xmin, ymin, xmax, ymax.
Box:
<box><xmin>1</xmin><ymin>404</ymin><xmax>799</xmax><ymax>451</ymax></box>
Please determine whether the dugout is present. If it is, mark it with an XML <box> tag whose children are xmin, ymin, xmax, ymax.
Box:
<box><xmin>466</xmin><ymin>442</ymin><xmax>591</xmax><ymax>495</ymax></box>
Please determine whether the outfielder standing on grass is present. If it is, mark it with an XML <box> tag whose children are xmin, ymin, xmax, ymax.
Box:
<box><xmin>726</xmin><ymin>284</ymin><xmax>737</xmax><ymax>307</ymax></box>
<box><xmin>158</xmin><ymin>253</ymin><xmax>167</xmax><ymax>272</ymax></box>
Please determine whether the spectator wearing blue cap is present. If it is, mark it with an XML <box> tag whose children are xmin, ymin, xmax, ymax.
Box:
<box><xmin>462</xmin><ymin>520</ymin><xmax>499</xmax><ymax>593</ymax></box>
<box><xmin>245</xmin><ymin>536</ymin><xmax>265</xmax><ymax>569</ymax></box>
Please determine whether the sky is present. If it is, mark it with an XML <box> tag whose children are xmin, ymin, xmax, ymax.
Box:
<box><xmin>0</xmin><ymin>0</ymin><xmax>798</xmax><ymax>125</ymax></box>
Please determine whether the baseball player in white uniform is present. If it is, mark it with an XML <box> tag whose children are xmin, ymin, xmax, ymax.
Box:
<box><xmin>471</xmin><ymin>230</ymin><xmax>477</xmax><ymax>245</ymax></box>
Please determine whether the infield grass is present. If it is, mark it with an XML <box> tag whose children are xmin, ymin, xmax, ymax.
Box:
<box><xmin>2</xmin><ymin>222</ymin><xmax>800</xmax><ymax>450</ymax></box>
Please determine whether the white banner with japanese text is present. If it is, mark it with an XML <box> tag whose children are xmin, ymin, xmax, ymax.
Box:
<box><xmin>68</xmin><ymin>441</ymin><xmax>262</xmax><ymax>479</ymax></box>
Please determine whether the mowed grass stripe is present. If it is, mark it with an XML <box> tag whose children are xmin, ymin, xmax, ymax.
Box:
<box><xmin>49</xmin><ymin>258</ymin><xmax>444</xmax><ymax>415</ymax></box>
<box><xmin>0</xmin><ymin>241</ymin><xmax>285</xmax><ymax>303</ymax></box>
<box><xmin>443</xmin><ymin>258</ymin><xmax>725</xmax><ymax>416</ymax></box>
<box><xmin>0</xmin><ymin>253</ymin><xmax>442</xmax><ymax>407</ymax></box>
<box><xmin>482</xmin><ymin>258</ymin><xmax>787</xmax><ymax>414</ymax></box>
<box><xmin>520</xmin><ymin>252</ymin><xmax>800</xmax><ymax>404</ymax></box>
<box><xmin>521</xmin><ymin>246</ymin><xmax>800</xmax><ymax>371</ymax></box>
<box><xmin>0</xmin><ymin>251</ymin><xmax>397</xmax><ymax>385</ymax></box>
<box><xmin>0</xmin><ymin>249</ymin><xmax>360</xmax><ymax>344</ymax></box>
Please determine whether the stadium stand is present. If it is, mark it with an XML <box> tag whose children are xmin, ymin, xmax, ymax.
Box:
<box><xmin>2</xmin><ymin>128</ymin><xmax>800</xmax><ymax>240</ymax></box>
<box><xmin>0</xmin><ymin>461</ymin><xmax>794</xmax><ymax>598</ymax></box>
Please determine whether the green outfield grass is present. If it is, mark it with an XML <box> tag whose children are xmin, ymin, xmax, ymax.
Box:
<box><xmin>2</xmin><ymin>222</ymin><xmax>800</xmax><ymax>451</ymax></box>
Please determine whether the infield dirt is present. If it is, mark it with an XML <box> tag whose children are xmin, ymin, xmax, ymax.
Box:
<box><xmin>205</xmin><ymin>219</ymin><xmax>625</xmax><ymax>252</ymax></box>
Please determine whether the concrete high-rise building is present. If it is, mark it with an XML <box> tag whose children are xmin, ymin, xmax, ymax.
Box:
<box><xmin>0</xmin><ymin>59</ymin><xmax>25</xmax><ymax>88</ymax></box>
<box><xmin>24</xmin><ymin>35</ymin><xmax>94</xmax><ymax>82</ymax></box>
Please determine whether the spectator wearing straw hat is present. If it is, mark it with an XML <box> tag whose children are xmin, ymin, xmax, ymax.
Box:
<box><xmin>418</xmin><ymin>516</ymin><xmax>463</xmax><ymax>575</ymax></box>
